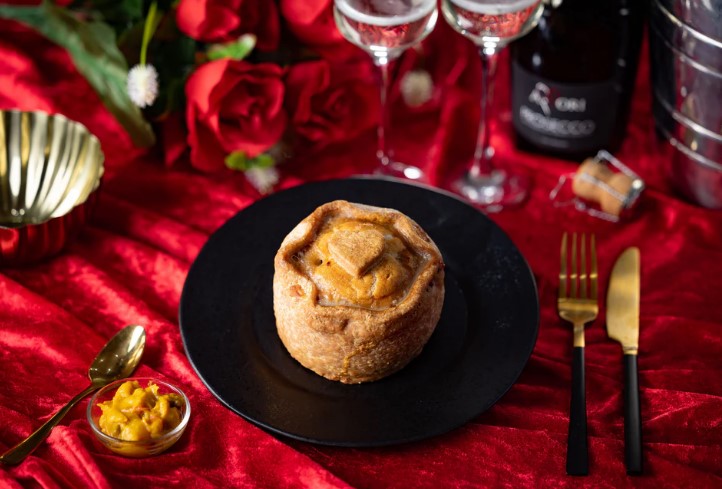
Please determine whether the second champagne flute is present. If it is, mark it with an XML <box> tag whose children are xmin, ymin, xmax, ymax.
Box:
<box><xmin>442</xmin><ymin>0</ymin><xmax>544</xmax><ymax>211</ymax></box>
<box><xmin>334</xmin><ymin>0</ymin><xmax>438</xmax><ymax>181</ymax></box>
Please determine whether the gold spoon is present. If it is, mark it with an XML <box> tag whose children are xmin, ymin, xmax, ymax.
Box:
<box><xmin>0</xmin><ymin>325</ymin><xmax>146</xmax><ymax>465</ymax></box>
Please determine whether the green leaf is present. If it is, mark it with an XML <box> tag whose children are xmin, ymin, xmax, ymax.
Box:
<box><xmin>0</xmin><ymin>1</ymin><xmax>155</xmax><ymax>147</ymax></box>
<box><xmin>225</xmin><ymin>151</ymin><xmax>248</xmax><ymax>171</ymax></box>
<box><xmin>207</xmin><ymin>34</ymin><xmax>257</xmax><ymax>61</ymax></box>
<box><xmin>225</xmin><ymin>151</ymin><xmax>275</xmax><ymax>171</ymax></box>
<box><xmin>250</xmin><ymin>153</ymin><xmax>275</xmax><ymax>169</ymax></box>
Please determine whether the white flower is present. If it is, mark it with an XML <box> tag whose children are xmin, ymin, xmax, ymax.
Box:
<box><xmin>245</xmin><ymin>166</ymin><xmax>279</xmax><ymax>194</ymax></box>
<box><xmin>127</xmin><ymin>64</ymin><xmax>159</xmax><ymax>108</ymax></box>
<box><xmin>400</xmin><ymin>69</ymin><xmax>434</xmax><ymax>108</ymax></box>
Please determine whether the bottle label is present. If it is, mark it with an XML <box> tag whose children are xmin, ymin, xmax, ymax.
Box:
<box><xmin>512</xmin><ymin>62</ymin><xmax>618</xmax><ymax>153</ymax></box>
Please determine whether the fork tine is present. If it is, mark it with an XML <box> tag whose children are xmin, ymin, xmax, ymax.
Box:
<box><xmin>570</xmin><ymin>233</ymin><xmax>578</xmax><ymax>299</ymax></box>
<box><xmin>580</xmin><ymin>234</ymin><xmax>587</xmax><ymax>299</ymax></box>
<box><xmin>590</xmin><ymin>234</ymin><xmax>598</xmax><ymax>301</ymax></box>
<box><xmin>559</xmin><ymin>232</ymin><xmax>568</xmax><ymax>299</ymax></box>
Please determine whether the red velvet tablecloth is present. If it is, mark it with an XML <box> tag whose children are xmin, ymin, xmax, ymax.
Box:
<box><xmin>1</xmin><ymin>18</ymin><xmax>721</xmax><ymax>489</ymax></box>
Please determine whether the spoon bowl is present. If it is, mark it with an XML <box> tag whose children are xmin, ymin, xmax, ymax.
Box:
<box><xmin>89</xmin><ymin>325</ymin><xmax>146</xmax><ymax>384</ymax></box>
<box><xmin>0</xmin><ymin>325</ymin><xmax>146</xmax><ymax>465</ymax></box>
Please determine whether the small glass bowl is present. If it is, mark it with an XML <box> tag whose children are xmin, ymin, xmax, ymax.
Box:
<box><xmin>87</xmin><ymin>378</ymin><xmax>190</xmax><ymax>458</ymax></box>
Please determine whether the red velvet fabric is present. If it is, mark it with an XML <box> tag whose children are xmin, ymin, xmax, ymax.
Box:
<box><xmin>1</xmin><ymin>18</ymin><xmax>721</xmax><ymax>489</ymax></box>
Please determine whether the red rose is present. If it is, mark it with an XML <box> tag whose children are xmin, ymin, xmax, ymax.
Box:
<box><xmin>285</xmin><ymin>59</ymin><xmax>378</xmax><ymax>148</ymax></box>
<box><xmin>185</xmin><ymin>59</ymin><xmax>287</xmax><ymax>171</ymax></box>
<box><xmin>279</xmin><ymin>0</ymin><xmax>362</xmax><ymax>60</ymax></box>
<box><xmin>176</xmin><ymin>0</ymin><xmax>280</xmax><ymax>51</ymax></box>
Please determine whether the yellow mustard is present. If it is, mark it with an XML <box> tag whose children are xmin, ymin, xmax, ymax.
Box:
<box><xmin>98</xmin><ymin>381</ymin><xmax>184</xmax><ymax>441</ymax></box>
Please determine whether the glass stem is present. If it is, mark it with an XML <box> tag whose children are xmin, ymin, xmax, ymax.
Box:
<box><xmin>375</xmin><ymin>55</ymin><xmax>392</xmax><ymax>167</ymax></box>
<box><xmin>469</xmin><ymin>45</ymin><xmax>500</xmax><ymax>181</ymax></box>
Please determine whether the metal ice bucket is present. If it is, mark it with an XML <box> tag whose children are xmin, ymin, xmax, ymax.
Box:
<box><xmin>650</xmin><ymin>0</ymin><xmax>722</xmax><ymax>208</ymax></box>
<box><xmin>657</xmin><ymin>0</ymin><xmax>722</xmax><ymax>42</ymax></box>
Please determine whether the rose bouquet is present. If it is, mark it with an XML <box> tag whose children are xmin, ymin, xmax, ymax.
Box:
<box><xmin>0</xmin><ymin>0</ymin><xmax>479</xmax><ymax>192</ymax></box>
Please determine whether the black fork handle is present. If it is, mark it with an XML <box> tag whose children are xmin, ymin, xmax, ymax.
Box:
<box><xmin>566</xmin><ymin>346</ymin><xmax>589</xmax><ymax>475</ymax></box>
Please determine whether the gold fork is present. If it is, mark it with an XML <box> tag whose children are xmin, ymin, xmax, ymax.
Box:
<box><xmin>558</xmin><ymin>232</ymin><xmax>598</xmax><ymax>476</ymax></box>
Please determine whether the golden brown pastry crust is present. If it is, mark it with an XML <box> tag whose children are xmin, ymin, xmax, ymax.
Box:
<box><xmin>273</xmin><ymin>200</ymin><xmax>445</xmax><ymax>383</ymax></box>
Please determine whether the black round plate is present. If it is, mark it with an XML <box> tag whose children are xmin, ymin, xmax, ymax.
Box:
<box><xmin>179</xmin><ymin>178</ymin><xmax>539</xmax><ymax>447</ymax></box>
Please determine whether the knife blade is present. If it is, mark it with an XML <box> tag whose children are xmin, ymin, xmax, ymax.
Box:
<box><xmin>606</xmin><ymin>247</ymin><xmax>642</xmax><ymax>475</ymax></box>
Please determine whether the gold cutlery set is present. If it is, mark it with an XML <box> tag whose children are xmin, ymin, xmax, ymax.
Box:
<box><xmin>558</xmin><ymin>233</ymin><xmax>642</xmax><ymax>476</ymax></box>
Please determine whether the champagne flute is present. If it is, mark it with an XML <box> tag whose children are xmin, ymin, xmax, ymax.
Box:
<box><xmin>334</xmin><ymin>0</ymin><xmax>438</xmax><ymax>181</ymax></box>
<box><xmin>442</xmin><ymin>0</ymin><xmax>544</xmax><ymax>211</ymax></box>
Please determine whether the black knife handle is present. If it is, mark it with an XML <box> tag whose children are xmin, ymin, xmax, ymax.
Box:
<box><xmin>566</xmin><ymin>346</ymin><xmax>589</xmax><ymax>475</ymax></box>
<box><xmin>624</xmin><ymin>354</ymin><xmax>643</xmax><ymax>475</ymax></box>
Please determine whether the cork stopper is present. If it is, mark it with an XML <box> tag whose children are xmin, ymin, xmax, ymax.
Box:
<box><xmin>572</xmin><ymin>159</ymin><xmax>636</xmax><ymax>217</ymax></box>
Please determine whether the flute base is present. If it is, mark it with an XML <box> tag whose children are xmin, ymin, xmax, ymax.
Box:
<box><xmin>453</xmin><ymin>169</ymin><xmax>529</xmax><ymax>213</ymax></box>
<box><xmin>376</xmin><ymin>160</ymin><xmax>426</xmax><ymax>183</ymax></box>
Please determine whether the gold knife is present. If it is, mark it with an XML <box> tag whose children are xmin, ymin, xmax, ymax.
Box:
<box><xmin>606</xmin><ymin>247</ymin><xmax>642</xmax><ymax>475</ymax></box>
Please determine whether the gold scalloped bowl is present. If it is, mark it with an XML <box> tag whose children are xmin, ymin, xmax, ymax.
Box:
<box><xmin>0</xmin><ymin>110</ymin><xmax>104</xmax><ymax>266</ymax></box>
